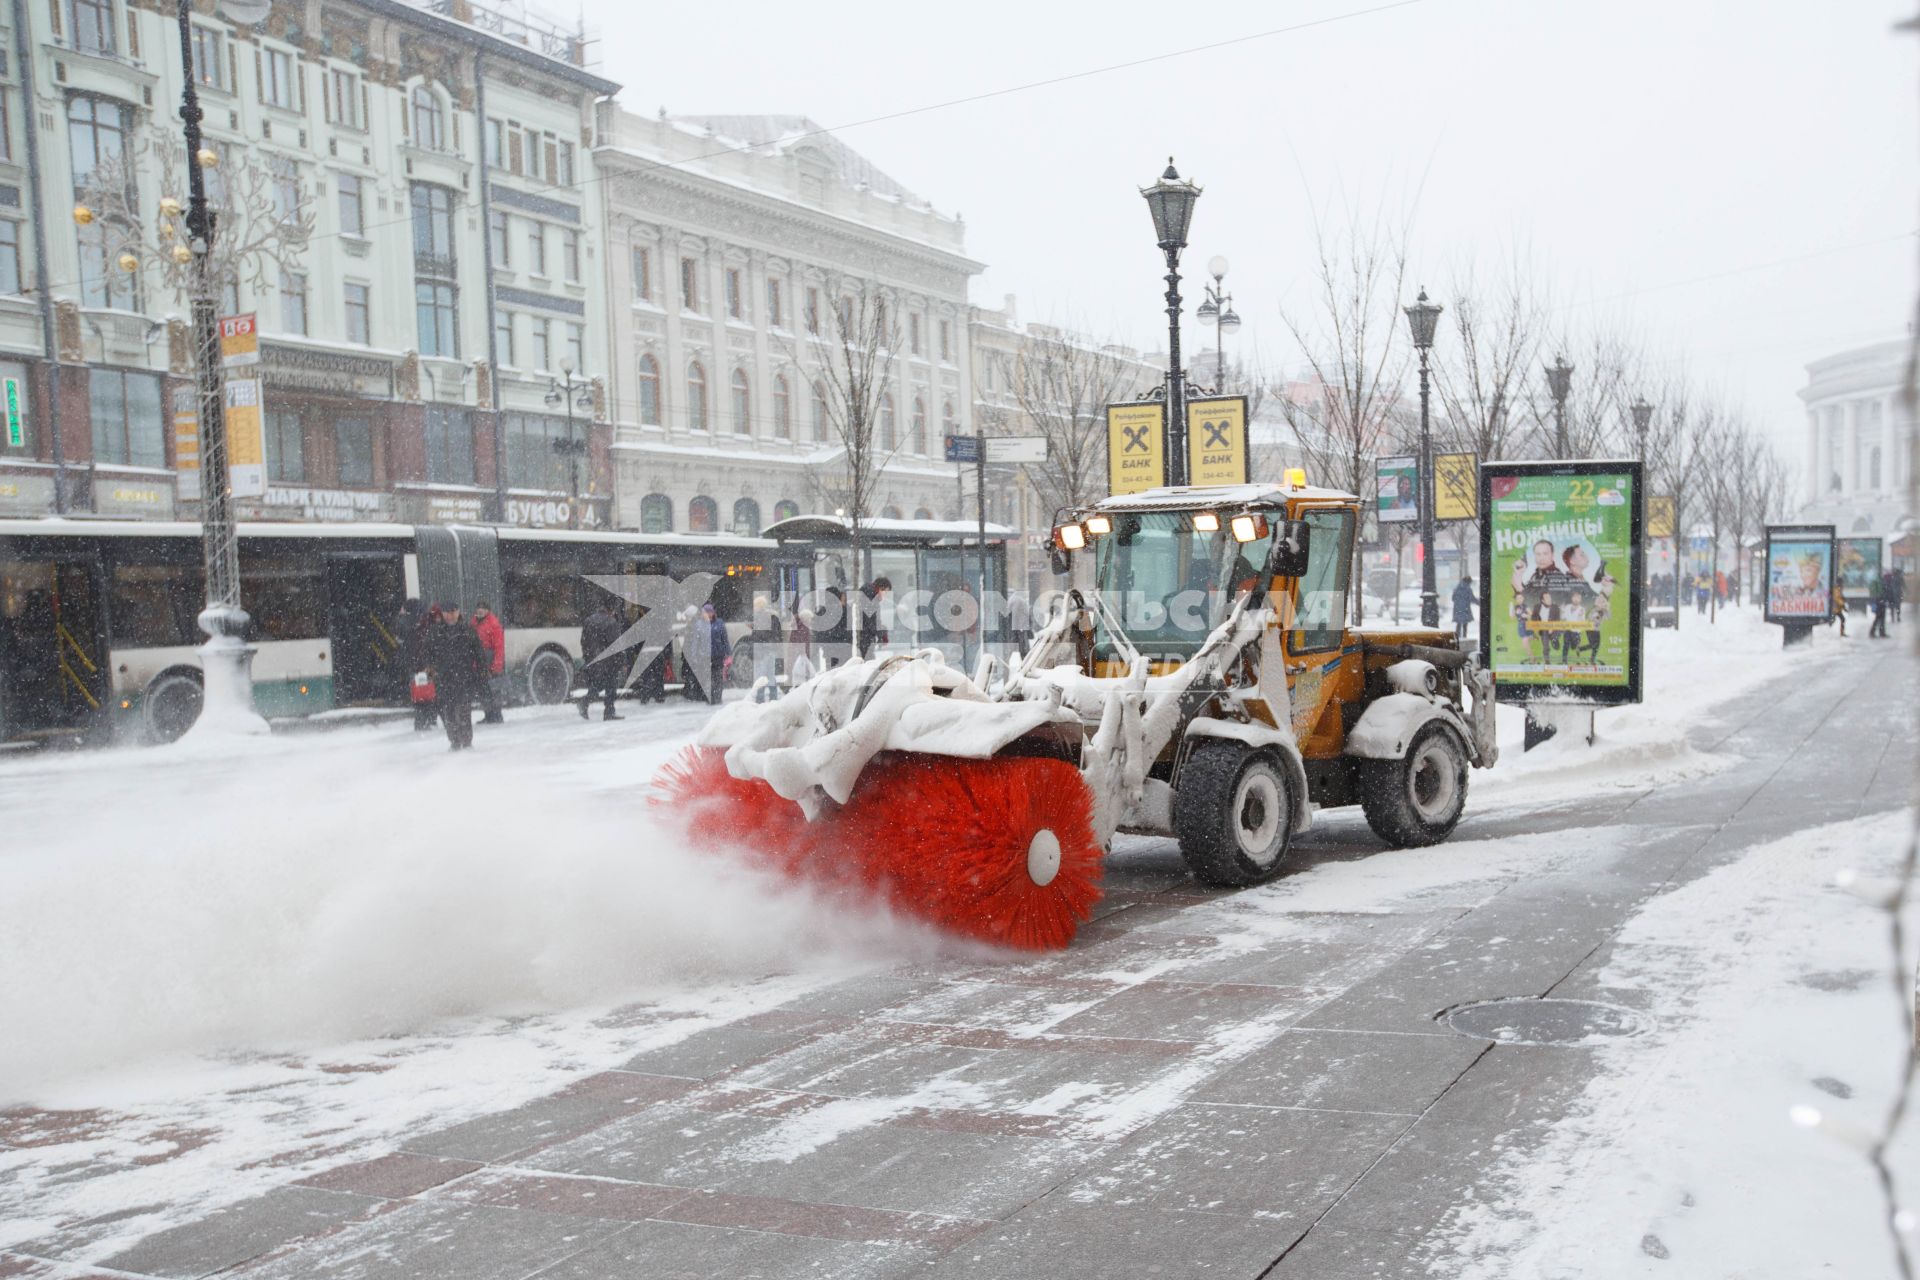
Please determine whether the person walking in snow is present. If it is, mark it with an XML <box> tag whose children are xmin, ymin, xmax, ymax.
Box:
<box><xmin>684</xmin><ymin>600</ymin><xmax>732</xmax><ymax>705</ymax></box>
<box><xmin>395</xmin><ymin>598</ymin><xmax>437</xmax><ymax>731</ymax></box>
<box><xmin>1890</xmin><ymin>570</ymin><xmax>1905</xmax><ymax>622</ymax></box>
<box><xmin>423</xmin><ymin>601</ymin><xmax>489</xmax><ymax>751</ymax></box>
<box><xmin>578</xmin><ymin>600</ymin><xmax>624</xmax><ymax>720</ymax></box>
<box><xmin>471</xmin><ymin>601</ymin><xmax>506</xmax><ymax>724</ymax></box>
<box><xmin>1450</xmin><ymin>577</ymin><xmax>1476</xmax><ymax>643</ymax></box>
<box><xmin>857</xmin><ymin>577</ymin><xmax>892</xmax><ymax>660</ymax></box>
<box><xmin>1870</xmin><ymin>575</ymin><xmax>1892</xmax><ymax>639</ymax></box>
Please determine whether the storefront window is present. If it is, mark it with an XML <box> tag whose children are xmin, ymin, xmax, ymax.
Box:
<box><xmin>266</xmin><ymin>408</ymin><xmax>304</xmax><ymax>482</ymax></box>
<box><xmin>335</xmin><ymin>415</ymin><xmax>373</xmax><ymax>486</ymax></box>
<box><xmin>502</xmin><ymin>412</ymin><xmax>580</xmax><ymax>490</ymax></box>
<box><xmin>640</xmin><ymin>492</ymin><xmax>672</xmax><ymax>533</ymax></box>
<box><xmin>88</xmin><ymin>368</ymin><xmax>163</xmax><ymax>468</ymax></box>
<box><xmin>689</xmin><ymin>495</ymin><xmax>717</xmax><ymax>533</ymax></box>
<box><xmin>426</xmin><ymin>407</ymin><xmax>474</xmax><ymax>485</ymax></box>
<box><xmin>773</xmin><ymin>498</ymin><xmax>800</xmax><ymax>523</ymax></box>
<box><xmin>733</xmin><ymin>497</ymin><xmax>760</xmax><ymax>537</ymax></box>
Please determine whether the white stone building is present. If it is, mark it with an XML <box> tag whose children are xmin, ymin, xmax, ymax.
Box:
<box><xmin>0</xmin><ymin>0</ymin><xmax>616</xmax><ymax>525</ymax></box>
<box><xmin>1798</xmin><ymin>338</ymin><xmax>1914</xmax><ymax>539</ymax></box>
<box><xmin>593</xmin><ymin>109</ymin><xmax>980</xmax><ymax>536</ymax></box>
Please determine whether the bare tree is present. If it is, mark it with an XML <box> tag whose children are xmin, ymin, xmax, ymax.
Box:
<box><xmin>75</xmin><ymin>124</ymin><xmax>314</xmax><ymax>311</ymax></box>
<box><xmin>1433</xmin><ymin>250</ymin><xmax>1546</xmax><ymax>464</ymax></box>
<box><xmin>1275</xmin><ymin>207</ymin><xmax>1412</xmax><ymax>624</ymax></box>
<box><xmin>795</xmin><ymin>278</ymin><xmax>904</xmax><ymax>649</ymax></box>
<box><xmin>1642</xmin><ymin>376</ymin><xmax>1710</xmax><ymax>628</ymax></box>
<box><xmin>1008</xmin><ymin>324</ymin><xmax>1138</xmax><ymax>518</ymax></box>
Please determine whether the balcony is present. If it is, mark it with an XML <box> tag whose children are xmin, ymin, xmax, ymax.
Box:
<box><xmin>413</xmin><ymin>250</ymin><xmax>458</xmax><ymax>280</ymax></box>
<box><xmin>421</xmin><ymin>0</ymin><xmax>590</xmax><ymax>68</ymax></box>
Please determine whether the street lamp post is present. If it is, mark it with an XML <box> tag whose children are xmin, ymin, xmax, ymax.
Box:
<box><xmin>175</xmin><ymin>0</ymin><xmax>267</xmax><ymax>734</ymax></box>
<box><xmin>1140</xmin><ymin>159</ymin><xmax>1201</xmax><ymax>486</ymax></box>
<box><xmin>1404</xmin><ymin>288</ymin><xmax>1444</xmax><ymax>629</ymax></box>
<box><xmin>1546</xmin><ymin>355</ymin><xmax>1574</xmax><ymax>459</ymax></box>
<box><xmin>1195</xmin><ymin>254</ymin><xmax>1241</xmax><ymax>391</ymax></box>
<box><xmin>1630</xmin><ymin>395</ymin><xmax>1653</xmax><ymax>462</ymax></box>
<box><xmin>545</xmin><ymin>356</ymin><xmax>593</xmax><ymax>529</ymax></box>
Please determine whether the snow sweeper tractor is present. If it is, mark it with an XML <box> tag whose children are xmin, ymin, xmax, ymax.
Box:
<box><xmin>656</xmin><ymin>473</ymin><xmax>1498</xmax><ymax>951</ymax></box>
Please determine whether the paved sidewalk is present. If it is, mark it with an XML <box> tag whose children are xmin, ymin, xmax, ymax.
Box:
<box><xmin>2</xmin><ymin>641</ymin><xmax>1911</xmax><ymax>1279</ymax></box>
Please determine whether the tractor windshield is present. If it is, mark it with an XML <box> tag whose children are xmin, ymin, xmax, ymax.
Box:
<box><xmin>1091</xmin><ymin>511</ymin><xmax>1269</xmax><ymax>661</ymax></box>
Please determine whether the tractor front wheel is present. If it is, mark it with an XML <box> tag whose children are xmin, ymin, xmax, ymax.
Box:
<box><xmin>1359</xmin><ymin>722</ymin><xmax>1469</xmax><ymax>848</ymax></box>
<box><xmin>1175</xmin><ymin>741</ymin><xmax>1298</xmax><ymax>887</ymax></box>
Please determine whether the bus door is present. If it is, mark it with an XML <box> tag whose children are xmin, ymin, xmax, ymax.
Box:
<box><xmin>325</xmin><ymin>553</ymin><xmax>407</xmax><ymax>705</ymax></box>
<box><xmin>0</xmin><ymin>556</ymin><xmax>108</xmax><ymax>736</ymax></box>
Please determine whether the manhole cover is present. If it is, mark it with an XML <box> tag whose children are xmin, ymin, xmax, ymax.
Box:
<box><xmin>1441</xmin><ymin>997</ymin><xmax>1651</xmax><ymax>1046</ymax></box>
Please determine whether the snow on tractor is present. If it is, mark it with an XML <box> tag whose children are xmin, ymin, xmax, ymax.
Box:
<box><xmin>655</xmin><ymin>474</ymin><xmax>1498</xmax><ymax>950</ymax></box>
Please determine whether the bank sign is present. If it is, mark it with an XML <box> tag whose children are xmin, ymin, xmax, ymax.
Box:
<box><xmin>1106</xmin><ymin>401</ymin><xmax>1165</xmax><ymax>495</ymax></box>
<box><xmin>1185</xmin><ymin>396</ymin><xmax>1248</xmax><ymax>487</ymax></box>
<box><xmin>1479</xmin><ymin>460</ymin><xmax>1644</xmax><ymax>706</ymax></box>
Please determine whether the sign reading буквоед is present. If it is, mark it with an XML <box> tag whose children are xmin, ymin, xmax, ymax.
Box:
<box><xmin>1480</xmin><ymin>461</ymin><xmax>1643</xmax><ymax>706</ymax></box>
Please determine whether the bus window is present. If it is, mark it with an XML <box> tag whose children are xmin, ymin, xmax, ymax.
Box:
<box><xmin>245</xmin><ymin>559</ymin><xmax>327</xmax><ymax>641</ymax></box>
<box><xmin>504</xmin><ymin>566</ymin><xmax>588</xmax><ymax>629</ymax></box>
<box><xmin>111</xmin><ymin>562</ymin><xmax>203</xmax><ymax>647</ymax></box>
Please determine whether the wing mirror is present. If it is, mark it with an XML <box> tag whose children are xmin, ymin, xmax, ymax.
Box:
<box><xmin>1264</xmin><ymin>519</ymin><xmax>1311</xmax><ymax>581</ymax></box>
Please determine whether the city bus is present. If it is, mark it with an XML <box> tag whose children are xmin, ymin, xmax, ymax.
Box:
<box><xmin>0</xmin><ymin>518</ymin><xmax>798</xmax><ymax>746</ymax></box>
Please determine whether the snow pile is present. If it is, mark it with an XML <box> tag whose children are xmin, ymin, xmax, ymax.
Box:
<box><xmin>1428</xmin><ymin>808</ymin><xmax>1920</xmax><ymax>1278</ymax></box>
<box><xmin>0</xmin><ymin>714</ymin><xmax>948</xmax><ymax>1100</ymax></box>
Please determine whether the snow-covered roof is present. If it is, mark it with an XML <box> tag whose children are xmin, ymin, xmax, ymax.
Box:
<box><xmin>1095</xmin><ymin>482</ymin><xmax>1358</xmax><ymax>512</ymax></box>
<box><xmin>667</xmin><ymin>114</ymin><xmax>930</xmax><ymax>210</ymax></box>
<box><xmin>764</xmin><ymin>515</ymin><xmax>1016</xmax><ymax>545</ymax></box>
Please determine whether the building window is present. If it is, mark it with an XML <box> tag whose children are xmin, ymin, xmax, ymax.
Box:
<box><xmin>680</xmin><ymin>257</ymin><xmax>699</xmax><ymax>311</ymax></box>
<box><xmin>942</xmin><ymin>395</ymin><xmax>956</xmax><ymax>439</ymax></box>
<box><xmin>561</xmin><ymin>228</ymin><xmax>580</xmax><ymax>283</ymax></box>
<box><xmin>493</xmin><ymin>310</ymin><xmax>514</xmax><ymax>366</ymax></box>
<box><xmin>914</xmin><ymin>507</ymin><xmax>933</xmax><ymax>521</ymax></box>
<box><xmin>687</xmin><ymin>360</ymin><xmax>708</xmax><ymax>430</ymax></box>
<box><xmin>66</xmin><ymin>94</ymin><xmax>125</xmax><ymax>186</ymax></box>
<box><xmin>812</xmin><ymin>380</ymin><xmax>829</xmax><ymax>442</ymax></box>
<box><xmin>192</xmin><ymin>26</ymin><xmax>226</xmax><ymax>90</ymax></box>
<box><xmin>426</xmin><ymin>407</ymin><xmax>474</xmax><ymax>484</ymax></box>
<box><xmin>688</xmin><ymin>495</ymin><xmax>718</xmax><ymax>533</ymax></box>
<box><xmin>879</xmin><ymin>392</ymin><xmax>895</xmax><ymax>451</ymax></box>
<box><xmin>630</xmin><ymin>246</ymin><xmax>651</xmax><ymax>302</ymax></box>
<box><xmin>1871</xmin><ymin>447</ymin><xmax>1884</xmax><ymax>491</ymax></box>
<box><xmin>502</xmin><ymin>411</ymin><xmax>582</xmax><ymax>490</ymax></box>
<box><xmin>836</xmin><ymin>296</ymin><xmax>852</xmax><ymax>337</ymax></box>
<box><xmin>640</xmin><ymin>493</ymin><xmax>672</xmax><ymax>533</ymax></box>
<box><xmin>911</xmin><ymin>395</ymin><xmax>926</xmax><ymax>454</ymax></box>
<box><xmin>0</xmin><ymin>221</ymin><xmax>20</xmax><ymax>296</ymax></box>
<box><xmin>529</xmin><ymin>316</ymin><xmax>550</xmax><ymax>370</ymax></box>
<box><xmin>410</xmin><ymin>183</ymin><xmax>456</xmax><ymax>267</ymax></box>
<box><xmin>488</xmin><ymin>210</ymin><xmax>508</xmax><ymax>268</ymax></box>
<box><xmin>733</xmin><ymin>497</ymin><xmax>760</xmax><ymax>537</ymax></box>
<box><xmin>279</xmin><ymin>269</ymin><xmax>307</xmax><ymax>335</ymax></box>
<box><xmin>87</xmin><ymin>368</ymin><xmax>163</xmax><ymax>468</ymax></box>
<box><xmin>337</xmin><ymin>172</ymin><xmax>364</xmax><ymax>237</ymax></box>
<box><xmin>773</xmin><ymin>498</ymin><xmax>800</xmax><ymax>522</ymax></box>
<box><xmin>773</xmin><ymin>374</ymin><xmax>791</xmax><ymax>438</ymax></box>
<box><xmin>410</xmin><ymin>85</ymin><xmax>445</xmax><ymax>150</ymax></box>
<box><xmin>939</xmin><ymin>319</ymin><xmax>952</xmax><ymax>361</ymax></box>
<box><xmin>637</xmin><ymin>354</ymin><xmax>661</xmax><ymax>424</ymax></box>
<box><xmin>415</xmin><ymin>281</ymin><xmax>457</xmax><ymax>357</ymax></box>
<box><xmin>527</xmin><ymin>221</ymin><xmax>546</xmax><ymax>276</ymax></box>
<box><xmin>805</xmin><ymin>286</ymin><xmax>820</xmax><ymax>335</ymax></box>
<box><xmin>261</xmin><ymin>47</ymin><xmax>297</xmax><ymax>111</ymax></box>
<box><xmin>0</xmin><ymin>92</ymin><xmax>11</xmax><ymax>163</ymax></box>
<box><xmin>343</xmin><ymin>281</ymin><xmax>370</xmax><ymax>344</ymax></box>
<box><xmin>69</xmin><ymin>0</ymin><xmax>116</xmax><ymax>57</ymax></box>
<box><xmin>485</xmin><ymin>117</ymin><xmax>504</xmax><ymax>167</ymax></box>
<box><xmin>565</xmin><ymin>322</ymin><xmax>584</xmax><ymax>372</ymax></box>
<box><xmin>555</xmin><ymin>140</ymin><xmax>575</xmax><ymax>186</ymax></box>
<box><xmin>335</xmin><ymin>415</ymin><xmax>374</xmax><ymax>485</ymax></box>
<box><xmin>767</xmin><ymin>278</ymin><xmax>783</xmax><ymax>328</ymax></box>
<box><xmin>266</xmin><ymin>407</ymin><xmax>303</xmax><ymax>482</ymax></box>
<box><xmin>730</xmin><ymin>368</ymin><xmax>751</xmax><ymax>435</ymax></box>
<box><xmin>911</xmin><ymin>313</ymin><xmax>923</xmax><ymax>356</ymax></box>
<box><xmin>327</xmin><ymin>67</ymin><xmax>361</xmax><ymax>128</ymax></box>
<box><xmin>725</xmin><ymin>267</ymin><xmax>744</xmax><ymax>320</ymax></box>
<box><xmin>270</xmin><ymin>155</ymin><xmax>302</xmax><ymax>226</ymax></box>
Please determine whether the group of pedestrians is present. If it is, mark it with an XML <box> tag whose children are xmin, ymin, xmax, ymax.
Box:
<box><xmin>396</xmin><ymin>598</ymin><xmax>507</xmax><ymax>751</ymax></box>
<box><xmin>1837</xmin><ymin>571</ymin><xmax>1904</xmax><ymax>640</ymax></box>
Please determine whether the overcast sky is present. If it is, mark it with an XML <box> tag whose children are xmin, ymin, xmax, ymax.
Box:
<box><xmin>591</xmin><ymin>0</ymin><xmax>1915</xmax><ymax>462</ymax></box>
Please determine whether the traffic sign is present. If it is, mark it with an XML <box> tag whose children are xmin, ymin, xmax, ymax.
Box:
<box><xmin>944</xmin><ymin>434</ymin><xmax>979</xmax><ymax>463</ymax></box>
<box><xmin>985</xmin><ymin>436</ymin><xmax>1047</xmax><ymax>464</ymax></box>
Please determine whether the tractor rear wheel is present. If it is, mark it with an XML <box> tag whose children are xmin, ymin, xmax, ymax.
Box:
<box><xmin>1359</xmin><ymin>721</ymin><xmax>1469</xmax><ymax>848</ymax></box>
<box><xmin>1175</xmin><ymin>740</ymin><xmax>1298</xmax><ymax>887</ymax></box>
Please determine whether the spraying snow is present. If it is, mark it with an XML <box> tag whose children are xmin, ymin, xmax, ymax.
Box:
<box><xmin>0</xmin><ymin>709</ymin><xmax>950</xmax><ymax>1100</ymax></box>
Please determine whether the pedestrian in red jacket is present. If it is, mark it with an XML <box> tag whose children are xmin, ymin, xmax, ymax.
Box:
<box><xmin>472</xmin><ymin>601</ymin><xmax>507</xmax><ymax>724</ymax></box>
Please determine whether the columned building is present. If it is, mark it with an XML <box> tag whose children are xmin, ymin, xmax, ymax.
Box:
<box><xmin>0</xmin><ymin>0</ymin><xmax>616</xmax><ymax>526</ymax></box>
<box><xmin>594</xmin><ymin>109</ymin><xmax>980</xmax><ymax>536</ymax></box>
<box><xmin>1798</xmin><ymin>339</ymin><xmax>1914</xmax><ymax>538</ymax></box>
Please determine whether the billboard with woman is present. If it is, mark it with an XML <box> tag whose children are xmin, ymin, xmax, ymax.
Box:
<box><xmin>1763</xmin><ymin>525</ymin><xmax>1837</xmax><ymax>624</ymax></box>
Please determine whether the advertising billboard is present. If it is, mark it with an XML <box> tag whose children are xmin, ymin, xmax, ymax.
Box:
<box><xmin>1185</xmin><ymin>396</ymin><xmax>1249</xmax><ymax>486</ymax></box>
<box><xmin>1376</xmin><ymin>455</ymin><xmax>1418</xmax><ymax>524</ymax></box>
<box><xmin>1763</xmin><ymin>525</ymin><xmax>1837</xmax><ymax>625</ymax></box>
<box><xmin>1106</xmin><ymin>402</ymin><xmax>1166</xmax><ymax>495</ymax></box>
<box><xmin>1479</xmin><ymin>460</ymin><xmax>1644</xmax><ymax>705</ymax></box>
<box><xmin>1434</xmin><ymin>453</ymin><xmax>1477</xmax><ymax>521</ymax></box>
<box><xmin>1835</xmin><ymin>536</ymin><xmax>1884</xmax><ymax>602</ymax></box>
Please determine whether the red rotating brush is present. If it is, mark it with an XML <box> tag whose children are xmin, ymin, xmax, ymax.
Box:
<box><xmin>652</xmin><ymin>748</ymin><xmax>1103</xmax><ymax>950</ymax></box>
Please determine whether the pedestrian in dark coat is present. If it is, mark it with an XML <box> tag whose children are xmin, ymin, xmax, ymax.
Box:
<box><xmin>1450</xmin><ymin>577</ymin><xmax>1476</xmax><ymax>643</ymax></box>
<box><xmin>472</xmin><ymin>602</ymin><xmax>506</xmax><ymax>724</ymax></box>
<box><xmin>1871</xmin><ymin>575</ymin><xmax>1892</xmax><ymax>639</ymax></box>
<box><xmin>817</xmin><ymin>586</ymin><xmax>852</xmax><ymax>668</ymax></box>
<box><xmin>395</xmin><ymin>598</ymin><xmax>438</xmax><ymax>731</ymax></box>
<box><xmin>1891</xmin><ymin>570</ymin><xmax>1906</xmax><ymax>622</ymax></box>
<box><xmin>693</xmin><ymin>601</ymin><xmax>732</xmax><ymax>705</ymax></box>
<box><xmin>423</xmin><ymin>601</ymin><xmax>489</xmax><ymax>750</ymax></box>
<box><xmin>857</xmin><ymin>577</ymin><xmax>892</xmax><ymax>660</ymax></box>
<box><xmin>579</xmin><ymin>601</ymin><xmax>625</xmax><ymax>720</ymax></box>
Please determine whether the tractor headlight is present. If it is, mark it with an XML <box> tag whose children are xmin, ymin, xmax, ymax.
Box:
<box><xmin>1192</xmin><ymin>511</ymin><xmax>1220</xmax><ymax>532</ymax></box>
<box><xmin>1084</xmin><ymin>513</ymin><xmax>1113</xmax><ymax>537</ymax></box>
<box><xmin>1230</xmin><ymin>513</ymin><xmax>1268</xmax><ymax>543</ymax></box>
<box><xmin>1055</xmin><ymin>523</ymin><xmax>1086</xmax><ymax>551</ymax></box>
